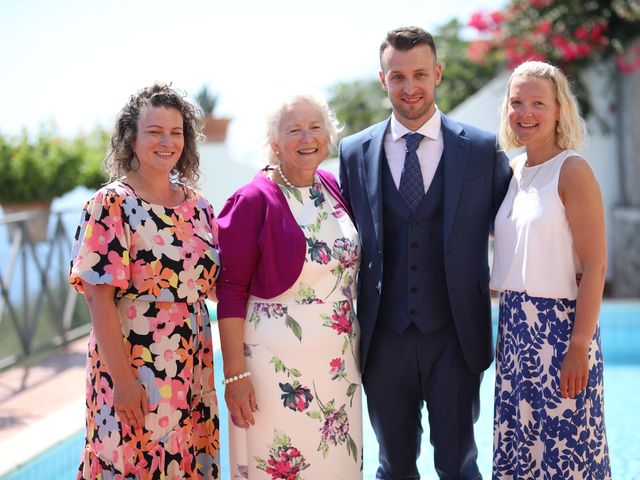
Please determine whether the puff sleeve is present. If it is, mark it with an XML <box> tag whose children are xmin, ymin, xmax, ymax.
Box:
<box><xmin>69</xmin><ymin>188</ymin><xmax>131</xmax><ymax>295</ymax></box>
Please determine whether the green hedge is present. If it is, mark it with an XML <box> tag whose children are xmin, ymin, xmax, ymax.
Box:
<box><xmin>0</xmin><ymin>128</ymin><xmax>109</xmax><ymax>205</ymax></box>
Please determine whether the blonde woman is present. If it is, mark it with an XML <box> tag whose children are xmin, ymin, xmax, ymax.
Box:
<box><xmin>491</xmin><ymin>61</ymin><xmax>610</xmax><ymax>479</ymax></box>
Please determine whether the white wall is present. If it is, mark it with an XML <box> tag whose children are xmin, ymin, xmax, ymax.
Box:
<box><xmin>198</xmin><ymin>142</ymin><xmax>256</xmax><ymax>211</ymax></box>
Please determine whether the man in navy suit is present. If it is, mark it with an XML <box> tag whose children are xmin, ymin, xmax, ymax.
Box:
<box><xmin>339</xmin><ymin>27</ymin><xmax>511</xmax><ymax>479</ymax></box>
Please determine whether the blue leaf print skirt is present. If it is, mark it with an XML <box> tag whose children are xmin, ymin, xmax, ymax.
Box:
<box><xmin>493</xmin><ymin>291</ymin><xmax>611</xmax><ymax>479</ymax></box>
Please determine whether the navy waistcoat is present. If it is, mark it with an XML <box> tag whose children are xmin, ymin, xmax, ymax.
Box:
<box><xmin>378</xmin><ymin>154</ymin><xmax>454</xmax><ymax>334</ymax></box>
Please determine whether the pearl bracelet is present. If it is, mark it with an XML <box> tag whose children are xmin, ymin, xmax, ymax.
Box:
<box><xmin>221</xmin><ymin>371</ymin><xmax>251</xmax><ymax>385</ymax></box>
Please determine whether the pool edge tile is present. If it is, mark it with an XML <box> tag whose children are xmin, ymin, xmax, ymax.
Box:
<box><xmin>0</xmin><ymin>398</ymin><xmax>85</xmax><ymax>476</ymax></box>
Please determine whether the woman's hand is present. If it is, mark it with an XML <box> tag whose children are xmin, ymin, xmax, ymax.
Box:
<box><xmin>225</xmin><ymin>377</ymin><xmax>257</xmax><ymax>429</ymax></box>
<box><xmin>113</xmin><ymin>375</ymin><xmax>149</xmax><ymax>428</ymax></box>
<box><xmin>559</xmin><ymin>344</ymin><xmax>589</xmax><ymax>399</ymax></box>
<box><xmin>217</xmin><ymin>316</ymin><xmax>256</xmax><ymax>428</ymax></box>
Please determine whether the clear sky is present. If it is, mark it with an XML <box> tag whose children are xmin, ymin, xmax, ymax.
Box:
<box><xmin>1</xmin><ymin>0</ymin><xmax>505</xmax><ymax>165</ymax></box>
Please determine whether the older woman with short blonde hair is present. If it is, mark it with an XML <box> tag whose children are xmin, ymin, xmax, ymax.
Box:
<box><xmin>216</xmin><ymin>93</ymin><xmax>363</xmax><ymax>478</ymax></box>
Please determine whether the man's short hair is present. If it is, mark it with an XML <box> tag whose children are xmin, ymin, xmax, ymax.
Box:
<box><xmin>379</xmin><ymin>26</ymin><xmax>437</xmax><ymax>70</ymax></box>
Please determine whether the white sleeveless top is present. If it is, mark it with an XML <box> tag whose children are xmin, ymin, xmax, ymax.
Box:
<box><xmin>490</xmin><ymin>149</ymin><xmax>582</xmax><ymax>299</ymax></box>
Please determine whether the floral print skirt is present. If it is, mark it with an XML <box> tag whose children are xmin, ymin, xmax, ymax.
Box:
<box><xmin>493</xmin><ymin>291</ymin><xmax>611</xmax><ymax>479</ymax></box>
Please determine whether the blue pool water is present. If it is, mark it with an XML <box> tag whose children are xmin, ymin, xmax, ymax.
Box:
<box><xmin>3</xmin><ymin>302</ymin><xmax>639</xmax><ymax>479</ymax></box>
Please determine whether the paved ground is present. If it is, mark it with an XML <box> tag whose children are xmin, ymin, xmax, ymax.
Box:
<box><xmin>0</xmin><ymin>337</ymin><xmax>87</xmax><ymax>476</ymax></box>
<box><xmin>0</xmin><ymin>320</ymin><xmax>222</xmax><ymax>477</ymax></box>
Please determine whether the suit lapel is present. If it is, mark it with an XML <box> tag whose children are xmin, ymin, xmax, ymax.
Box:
<box><xmin>362</xmin><ymin>119</ymin><xmax>389</xmax><ymax>249</ymax></box>
<box><xmin>441</xmin><ymin>115</ymin><xmax>470</xmax><ymax>247</ymax></box>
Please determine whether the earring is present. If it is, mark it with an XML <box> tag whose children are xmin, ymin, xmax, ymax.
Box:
<box><xmin>130</xmin><ymin>154</ymin><xmax>140</xmax><ymax>171</ymax></box>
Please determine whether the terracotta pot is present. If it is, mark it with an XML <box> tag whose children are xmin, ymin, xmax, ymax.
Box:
<box><xmin>202</xmin><ymin>117</ymin><xmax>231</xmax><ymax>143</ymax></box>
<box><xmin>2</xmin><ymin>200</ymin><xmax>52</xmax><ymax>243</ymax></box>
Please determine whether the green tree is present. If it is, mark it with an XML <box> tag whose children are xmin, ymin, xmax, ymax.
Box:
<box><xmin>434</xmin><ymin>19</ymin><xmax>502</xmax><ymax>113</ymax></box>
<box><xmin>328</xmin><ymin>79</ymin><xmax>390</xmax><ymax>139</ymax></box>
<box><xmin>76</xmin><ymin>127</ymin><xmax>110</xmax><ymax>189</ymax></box>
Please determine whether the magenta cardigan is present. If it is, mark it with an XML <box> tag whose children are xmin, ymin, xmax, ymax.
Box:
<box><xmin>216</xmin><ymin>169</ymin><xmax>353</xmax><ymax>319</ymax></box>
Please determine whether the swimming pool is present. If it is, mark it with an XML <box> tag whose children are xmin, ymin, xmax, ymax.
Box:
<box><xmin>3</xmin><ymin>302</ymin><xmax>639</xmax><ymax>479</ymax></box>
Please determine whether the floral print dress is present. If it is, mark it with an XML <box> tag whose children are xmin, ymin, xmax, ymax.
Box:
<box><xmin>70</xmin><ymin>180</ymin><xmax>221</xmax><ymax>479</ymax></box>
<box><xmin>228</xmin><ymin>179</ymin><xmax>362</xmax><ymax>479</ymax></box>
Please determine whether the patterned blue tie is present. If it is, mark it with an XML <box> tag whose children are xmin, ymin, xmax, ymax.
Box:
<box><xmin>399</xmin><ymin>133</ymin><xmax>425</xmax><ymax>212</ymax></box>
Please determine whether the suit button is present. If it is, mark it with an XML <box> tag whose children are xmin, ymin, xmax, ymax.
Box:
<box><xmin>410</xmin><ymin>220</ymin><xmax>418</xmax><ymax>227</ymax></box>
<box><xmin>410</xmin><ymin>287</ymin><xmax>418</xmax><ymax>293</ymax></box>
<box><xmin>411</xmin><ymin>264</ymin><xmax>418</xmax><ymax>271</ymax></box>
<box><xmin>411</xmin><ymin>242</ymin><xmax>418</xmax><ymax>249</ymax></box>
<box><xmin>410</xmin><ymin>308</ymin><xmax>418</xmax><ymax>315</ymax></box>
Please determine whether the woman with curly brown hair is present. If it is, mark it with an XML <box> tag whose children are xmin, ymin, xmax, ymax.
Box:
<box><xmin>70</xmin><ymin>83</ymin><xmax>221</xmax><ymax>478</ymax></box>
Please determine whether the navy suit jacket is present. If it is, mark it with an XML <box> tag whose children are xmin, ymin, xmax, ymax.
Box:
<box><xmin>338</xmin><ymin>114</ymin><xmax>511</xmax><ymax>374</ymax></box>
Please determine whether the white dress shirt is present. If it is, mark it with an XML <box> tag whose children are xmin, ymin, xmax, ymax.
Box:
<box><xmin>383</xmin><ymin>108</ymin><xmax>444</xmax><ymax>193</ymax></box>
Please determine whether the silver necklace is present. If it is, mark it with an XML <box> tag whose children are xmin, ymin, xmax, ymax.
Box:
<box><xmin>507</xmin><ymin>162</ymin><xmax>545</xmax><ymax>219</ymax></box>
